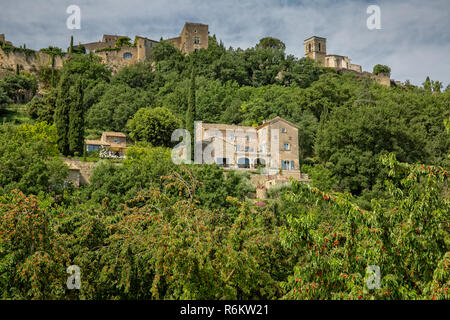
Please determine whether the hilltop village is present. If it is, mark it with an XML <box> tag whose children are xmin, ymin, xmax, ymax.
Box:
<box><xmin>1</xmin><ymin>23</ymin><xmax>392</xmax><ymax>85</ymax></box>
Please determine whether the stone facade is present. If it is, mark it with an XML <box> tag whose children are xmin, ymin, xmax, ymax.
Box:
<box><xmin>76</xmin><ymin>22</ymin><xmax>208</xmax><ymax>71</ymax></box>
<box><xmin>167</xmin><ymin>22</ymin><xmax>209</xmax><ymax>54</ymax></box>
<box><xmin>63</xmin><ymin>158</ymin><xmax>99</xmax><ymax>186</ymax></box>
<box><xmin>0</xmin><ymin>47</ymin><xmax>64</xmax><ymax>75</ymax></box>
<box><xmin>195</xmin><ymin>116</ymin><xmax>301</xmax><ymax>179</ymax></box>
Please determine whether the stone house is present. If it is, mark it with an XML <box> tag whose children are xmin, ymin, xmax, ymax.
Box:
<box><xmin>194</xmin><ymin>116</ymin><xmax>301</xmax><ymax>179</ymax></box>
<box><xmin>85</xmin><ymin>132</ymin><xmax>127</xmax><ymax>158</ymax></box>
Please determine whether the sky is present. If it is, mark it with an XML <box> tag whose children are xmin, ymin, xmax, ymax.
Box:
<box><xmin>1</xmin><ymin>0</ymin><xmax>449</xmax><ymax>87</ymax></box>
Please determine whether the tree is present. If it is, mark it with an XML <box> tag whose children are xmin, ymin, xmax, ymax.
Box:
<box><xmin>87</xmin><ymin>84</ymin><xmax>151</xmax><ymax>132</ymax></box>
<box><xmin>423</xmin><ymin>76</ymin><xmax>432</xmax><ymax>92</ymax></box>
<box><xmin>0</xmin><ymin>122</ymin><xmax>67</xmax><ymax>195</ymax></box>
<box><xmin>69</xmin><ymin>35</ymin><xmax>74</xmax><ymax>54</ymax></box>
<box><xmin>432</xmin><ymin>80</ymin><xmax>443</xmax><ymax>93</ymax></box>
<box><xmin>186</xmin><ymin>65</ymin><xmax>196</xmax><ymax>157</ymax></box>
<box><xmin>115</xmin><ymin>36</ymin><xmax>132</xmax><ymax>48</ymax></box>
<box><xmin>68</xmin><ymin>77</ymin><xmax>85</xmax><ymax>155</ymax></box>
<box><xmin>127</xmin><ymin>107</ymin><xmax>181</xmax><ymax>147</ymax></box>
<box><xmin>54</xmin><ymin>73</ymin><xmax>72</xmax><ymax>155</ymax></box>
<box><xmin>0</xmin><ymin>86</ymin><xmax>11</xmax><ymax>112</ymax></box>
<box><xmin>40</xmin><ymin>46</ymin><xmax>64</xmax><ymax>88</ymax></box>
<box><xmin>373</xmin><ymin>64</ymin><xmax>391</xmax><ymax>76</ymax></box>
<box><xmin>256</xmin><ymin>37</ymin><xmax>286</xmax><ymax>51</ymax></box>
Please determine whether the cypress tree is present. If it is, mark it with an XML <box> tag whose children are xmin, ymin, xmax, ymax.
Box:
<box><xmin>69</xmin><ymin>35</ymin><xmax>74</xmax><ymax>54</ymax></box>
<box><xmin>186</xmin><ymin>65</ymin><xmax>196</xmax><ymax>159</ymax></box>
<box><xmin>68</xmin><ymin>77</ymin><xmax>84</xmax><ymax>156</ymax></box>
<box><xmin>423</xmin><ymin>76</ymin><xmax>432</xmax><ymax>92</ymax></box>
<box><xmin>54</xmin><ymin>73</ymin><xmax>72</xmax><ymax>155</ymax></box>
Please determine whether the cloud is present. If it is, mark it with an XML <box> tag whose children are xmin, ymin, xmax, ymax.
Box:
<box><xmin>0</xmin><ymin>0</ymin><xmax>448</xmax><ymax>87</ymax></box>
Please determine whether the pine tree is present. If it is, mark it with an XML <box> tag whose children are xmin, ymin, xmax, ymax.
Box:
<box><xmin>186</xmin><ymin>65</ymin><xmax>196</xmax><ymax>159</ymax></box>
<box><xmin>423</xmin><ymin>76</ymin><xmax>432</xmax><ymax>92</ymax></box>
<box><xmin>68</xmin><ymin>77</ymin><xmax>84</xmax><ymax>156</ymax></box>
<box><xmin>54</xmin><ymin>74</ymin><xmax>72</xmax><ymax>155</ymax></box>
<box><xmin>69</xmin><ymin>35</ymin><xmax>74</xmax><ymax>54</ymax></box>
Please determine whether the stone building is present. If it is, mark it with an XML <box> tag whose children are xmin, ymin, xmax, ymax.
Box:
<box><xmin>194</xmin><ymin>116</ymin><xmax>301</xmax><ymax>179</ymax></box>
<box><xmin>304</xmin><ymin>36</ymin><xmax>362</xmax><ymax>72</ymax></box>
<box><xmin>167</xmin><ymin>22</ymin><xmax>209</xmax><ymax>54</ymax></box>
<box><xmin>85</xmin><ymin>132</ymin><xmax>127</xmax><ymax>158</ymax></box>
<box><xmin>76</xmin><ymin>22</ymin><xmax>208</xmax><ymax>70</ymax></box>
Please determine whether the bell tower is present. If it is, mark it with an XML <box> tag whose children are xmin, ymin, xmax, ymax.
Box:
<box><xmin>304</xmin><ymin>36</ymin><xmax>327</xmax><ymax>65</ymax></box>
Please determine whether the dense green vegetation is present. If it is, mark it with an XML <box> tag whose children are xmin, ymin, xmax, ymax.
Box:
<box><xmin>0</xmin><ymin>36</ymin><xmax>448</xmax><ymax>299</ymax></box>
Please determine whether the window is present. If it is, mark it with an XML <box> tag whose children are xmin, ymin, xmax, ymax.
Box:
<box><xmin>123</xmin><ymin>52</ymin><xmax>132</xmax><ymax>59</ymax></box>
<box><xmin>318</xmin><ymin>43</ymin><xmax>321</xmax><ymax>51</ymax></box>
<box><xmin>194</xmin><ymin>48</ymin><xmax>199</xmax><ymax>53</ymax></box>
<box><xmin>230</xmin><ymin>133</ymin><xmax>235</xmax><ymax>141</ymax></box>
<box><xmin>194</xmin><ymin>37</ymin><xmax>200</xmax><ymax>44</ymax></box>
<box><xmin>246</xmin><ymin>135</ymin><xmax>250</xmax><ymax>142</ymax></box>
<box><xmin>87</xmin><ymin>145</ymin><xmax>100</xmax><ymax>152</ymax></box>
<box><xmin>282</xmin><ymin>160</ymin><xmax>290</xmax><ymax>170</ymax></box>
<box><xmin>281</xmin><ymin>128</ymin><xmax>287</xmax><ymax>133</ymax></box>
<box><xmin>308</xmin><ymin>43</ymin><xmax>311</xmax><ymax>52</ymax></box>
<box><xmin>260</xmin><ymin>142</ymin><xmax>267</xmax><ymax>153</ymax></box>
<box><xmin>291</xmin><ymin>160</ymin><xmax>295</xmax><ymax>170</ymax></box>
<box><xmin>114</xmin><ymin>139</ymin><xmax>121</xmax><ymax>144</ymax></box>
<box><xmin>284</xmin><ymin>143</ymin><xmax>290</xmax><ymax>150</ymax></box>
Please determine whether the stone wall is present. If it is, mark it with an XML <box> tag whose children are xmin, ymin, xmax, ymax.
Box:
<box><xmin>94</xmin><ymin>47</ymin><xmax>139</xmax><ymax>73</ymax></box>
<box><xmin>0</xmin><ymin>48</ymin><xmax>64</xmax><ymax>74</ymax></box>
<box><xmin>63</xmin><ymin>158</ymin><xmax>99</xmax><ymax>186</ymax></box>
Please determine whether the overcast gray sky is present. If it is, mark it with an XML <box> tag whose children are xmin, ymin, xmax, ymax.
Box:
<box><xmin>1</xmin><ymin>0</ymin><xmax>449</xmax><ymax>87</ymax></box>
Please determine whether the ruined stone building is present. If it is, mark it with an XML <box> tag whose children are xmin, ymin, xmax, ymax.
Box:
<box><xmin>304</xmin><ymin>36</ymin><xmax>362</xmax><ymax>72</ymax></box>
<box><xmin>76</xmin><ymin>22</ymin><xmax>208</xmax><ymax>71</ymax></box>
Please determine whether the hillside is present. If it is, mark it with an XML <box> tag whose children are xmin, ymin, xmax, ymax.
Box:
<box><xmin>0</xmin><ymin>35</ymin><xmax>448</xmax><ymax>300</ymax></box>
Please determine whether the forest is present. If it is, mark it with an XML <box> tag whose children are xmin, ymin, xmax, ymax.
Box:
<box><xmin>0</xmin><ymin>35</ymin><xmax>448</xmax><ymax>299</ymax></box>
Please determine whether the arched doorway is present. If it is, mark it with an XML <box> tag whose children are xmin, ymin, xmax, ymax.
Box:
<box><xmin>237</xmin><ymin>157</ymin><xmax>250</xmax><ymax>169</ymax></box>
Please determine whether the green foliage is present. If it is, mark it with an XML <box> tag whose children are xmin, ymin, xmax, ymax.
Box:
<box><xmin>87</xmin><ymin>84</ymin><xmax>152</xmax><ymax>132</ymax></box>
<box><xmin>0</xmin><ymin>122</ymin><xmax>67</xmax><ymax>195</ymax></box>
<box><xmin>1</xmin><ymin>33</ymin><xmax>449</xmax><ymax>301</ymax></box>
<box><xmin>256</xmin><ymin>37</ymin><xmax>286</xmax><ymax>51</ymax></box>
<box><xmin>0</xmin><ymin>86</ymin><xmax>12</xmax><ymax>112</ymax></box>
<box><xmin>127</xmin><ymin>107</ymin><xmax>181</xmax><ymax>147</ymax></box>
<box><xmin>280</xmin><ymin>154</ymin><xmax>449</xmax><ymax>300</ymax></box>
<box><xmin>68</xmin><ymin>77</ymin><xmax>85</xmax><ymax>155</ymax></box>
<box><xmin>115</xmin><ymin>36</ymin><xmax>132</xmax><ymax>48</ymax></box>
<box><xmin>26</xmin><ymin>88</ymin><xmax>57</xmax><ymax>123</ymax></box>
<box><xmin>0</xmin><ymin>74</ymin><xmax>37</xmax><ymax>103</ymax></box>
<box><xmin>373</xmin><ymin>64</ymin><xmax>391</xmax><ymax>75</ymax></box>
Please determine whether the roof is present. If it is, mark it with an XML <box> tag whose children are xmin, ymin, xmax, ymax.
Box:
<box><xmin>257</xmin><ymin>116</ymin><xmax>300</xmax><ymax>130</ymax></box>
<box><xmin>304</xmin><ymin>36</ymin><xmax>327</xmax><ymax>42</ymax></box>
<box><xmin>85</xmin><ymin>139</ymin><xmax>109</xmax><ymax>146</ymax></box>
<box><xmin>135</xmin><ymin>36</ymin><xmax>159</xmax><ymax>43</ymax></box>
<box><xmin>102</xmin><ymin>132</ymin><xmax>126</xmax><ymax>137</ymax></box>
<box><xmin>200</xmin><ymin>123</ymin><xmax>253</xmax><ymax>131</ymax></box>
<box><xmin>184</xmin><ymin>22</ymin><xmax>208</xmax><ymax>27</ymax></box>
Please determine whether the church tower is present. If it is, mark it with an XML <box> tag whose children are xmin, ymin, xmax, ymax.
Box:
<box><xmin>304</xmin><ymin>36</ymin><xmax>327</xmax><ymax>65</ymax></box>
